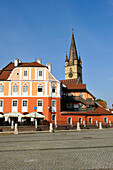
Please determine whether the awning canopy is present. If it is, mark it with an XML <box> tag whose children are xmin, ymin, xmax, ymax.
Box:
<box><xmin>0</xmin><ymin>114</ymin><xmax>3</xmax><ymax>118</ymax></box>
<box><xmin>25</xmin><ymin>112</ymin><xmax>45</xmax><ymax>118</ymax></box>
<box><xmin>4</xmin><ymin>112</ymin><xmax>24</xmax><ymax>117</ymax></box>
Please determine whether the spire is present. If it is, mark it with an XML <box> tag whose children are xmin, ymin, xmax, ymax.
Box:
<box><xmin>65</xmin><ymin>52</ymin><xmax>69</xmax><ymax>62</ymax></box>
<box><xmin>79</xmin><ymin>53</ymin><xmax>82</xmax><ymax>63</ymax></box>
<box><xmin>69</xmin><ymin>31</ymin><xmax>78</xmax><ymax>65</ymax></box>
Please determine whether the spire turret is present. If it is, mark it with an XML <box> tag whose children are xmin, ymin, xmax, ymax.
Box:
<box><xmin>69</xmin><ymin>33</ymin><xmax>78</xmax><ymax>65</ymax></box>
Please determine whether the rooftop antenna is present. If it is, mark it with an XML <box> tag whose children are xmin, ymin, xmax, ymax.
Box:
<box><xmin>35</xmin><ymin>57</ymin><xmax>36</xmax><ymax>61</ymax></box>
<box><xmin>72</xmin><ymin>28</ymin><xmax>74</xmax><ymax>34</ymax></box>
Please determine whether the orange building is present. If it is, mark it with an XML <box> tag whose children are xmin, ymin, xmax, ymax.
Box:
<box><xmin>0</xmin><ymin>58</ymin><xmax>60</xmax><ymax>126</ymax></box>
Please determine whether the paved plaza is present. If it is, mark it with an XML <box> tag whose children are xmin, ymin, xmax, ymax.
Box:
<box><xmin>0</xmin><ymin>129</ymin><xmax>113</xmax><ymax>169</ymax></box>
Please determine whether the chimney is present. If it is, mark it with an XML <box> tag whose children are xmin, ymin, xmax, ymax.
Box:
<box><xmin>19</xmin><ymin>60</ymin><xmax>22</xmax><ymax>63</ymax></box>
<box><xmin>37</xmin><ymin>58</ymin><xmax>41</xmax><ymax>64</ymax></box>
<box><xmin>46</xmin><ymin>63</ymin><xmax>51</xmax><ymax>72</ymax></box>
<box><xmin>14</xmin><ymin>58</ymin><xmax>19</xmax><ymax>67</ymax></box>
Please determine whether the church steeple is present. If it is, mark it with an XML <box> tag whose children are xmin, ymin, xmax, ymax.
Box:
<box><xmin>69</xmin><ymin>33</ymin><xmax>78</xmax><ymax>65</ymax></box>
<box><xmin>65</xmin><ymin>31</ymin><xmax>83</xmax><ymax>84</ymax></box>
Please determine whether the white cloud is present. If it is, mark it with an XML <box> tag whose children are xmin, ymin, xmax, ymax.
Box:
<box><xmin>108</xmin><ymin>77</ymin><xmax>113</xmax><ymax>81</ymax></box>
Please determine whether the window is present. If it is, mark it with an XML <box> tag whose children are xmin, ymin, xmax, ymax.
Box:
<box><xmin>38</xmin><ymin>85</ymin><xmax>43</xmax><ymax>92</ymax></box>
<box><xmin>24</xmin><ymin>70</ymin><xmax>28</xmax><ymax>76</ymax></box>
<box><xmin>39</xmin><ymin>71</ymin><xmax>42</xmax><ymax>77</ymax></box>
<box><xmin>52</xmin><ymin>100</ymin><xmax>56</xmax><ymax>107</ymax></box>
<box><xmin>13</xmin><ymin>100</ymin><xmax>17</xmax><ymax>107</ymax></box>
<box><xmin>23</xmin><ymin>85</ymin><xmax>28</xmax><ymax>93</ymax></box>
<box><xmin>79</xmin><ymin>118</ymin><xmax>82</xmax><ymax>124</ymax></box>
<box><xmin>23</xmin><ymin>100</ymin><xmax>27</xmax><ymax>107</ymax></box>
<box><xmin>13</xmin><ymin>85</ymin><xmax>18</xmax><ymax>93</ymax></box>
<box><xmin>0</xmin><ymin>100</ymin><xmax>3</xmax><ymax>107</ymax></box>
<box><xmin>66</xmin><ymin>104</ymin><xmax>72</xmax><ymax>109</ymax></box>
<box><xmin>104</xmin><ymin>117</ymin><xmax>108</xmax><ymax>123</ymax></box>
<box><xmin>38</xmin><ymin>100</ymin><xmax>43</xmax><ymax>106</ymax></box>
<box><xmin>52</xmin><ymin>114</ymin><xmax>56</xmax><ymax>121</ymax></box>
<box><xmin>52</xmin><ymin>100</ymin><xmax>56</xmax><ymax>112</ymax></box>
<box><xmin>17</xmin><ymin>72</ymin><xmax>19</xmax><ymax>75</ymax></box>
<box><xmin>0</xmin><ymin>85</ymin><xmax>4</xmax><ymax>92</ymax></box>
<box><xmin>68</xmin><ymin>117</ymin><xmax>72</xmax><ymax>125</ymax></box>
<box><xmin>52</xmin><ymin>86</ymin><xmax>56</xmax><ymax>93</ymax></box>
<box><xmin>89</xmin><ymin>118</ymin><xmax>92</xmax><ymax>124</ymax></box>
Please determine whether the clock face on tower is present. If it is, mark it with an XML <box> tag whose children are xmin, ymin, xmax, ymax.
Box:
<box><xmin>68</xmin><ymin>68</ymin><xmax>73</xmax><ymax>78</ymax></box>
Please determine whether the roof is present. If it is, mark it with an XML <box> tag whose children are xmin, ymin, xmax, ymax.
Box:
<box><xmin>96</xmin><ymin>101</ymin><xmax>107</xmax><ymax>109</ymax></box>
<box><xmin>60</xmin><ymin>79</ymin><xmax>86</xmax><ymax>90</ymax></box>
<box><xmin>0</xmin><ymin>61</ymin><xmax>47</xmax><ymax>81</ymax></box>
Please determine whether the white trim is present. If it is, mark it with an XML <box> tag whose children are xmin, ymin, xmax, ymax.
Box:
<box><xmin>44</xmin><ymin>68</ymin><xmax>46</xmax><ymax>80</ymax></box>
<box><xmin>30</xmin><ymin>81</ymin><xmax>32</xmax><ymax>96</ymax></box>
<box><xmin>37</xmin><ymin>99</ymin><xmax>43</xmax><ymax>112</ymax></box>
<box><xmin>8</xmin><ymin>82</ymin><xmax>11</xmax><ymax>96</ymax></box>
<box><xmin>38</xmin><ymin>70</ymin><xmax>43</xmax><ymax>80</ymax></box>
<box><xmin>29</xmin><ymin>68</ymin><xmax>31</xmax><ymax>80</ymax></box>
<box><xmin>22</xmin><ymin>99</ymin><xmax>28</xmax><ymax>112</ymax></box>
<box><xmin>19</xmin><ymin>82</ymin><xmax>21</xmax><ymax>96</ymax></box>
<box><xmin>51</xmin><ymin>100</ymin><xmax>56</xmax><ymax>112</ymax></box>
<box><xmin>0</xmin><ymin>99</ymin><xmax>3</xmax><ymax>112</ymax></box>
<box><xmin>68</xmin><ymin>117</ymin><xmax>72</xmax><ymax>125</ymax></box>
<box><xmin>45</xmin><ymin>82</ymin><xmax>47</xmax><ymax>96</ymax></box>
<box><xmin>12</xmin><ymin>99</ymin><xmax>18</xmax><ymax>112</ymax></box>
<box><xmin>35</xmin><ymin>68</ymin><xmax>37</xmax><ymax>80</ymax></box>
<box><xmin>20</xmin><ymin>68</ymin><xmax>22</xmax><ymax>80</ymax></box>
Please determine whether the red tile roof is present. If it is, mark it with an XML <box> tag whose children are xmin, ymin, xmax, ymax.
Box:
<box><xmin>0</xmin><ymin>61</ymin><xmax>47</xmax><ymax>80</ymax></box>
<box><xmin>60</xmin><ymin>79</ymin><xmax>86</xmax><ymax>90</ymax></box>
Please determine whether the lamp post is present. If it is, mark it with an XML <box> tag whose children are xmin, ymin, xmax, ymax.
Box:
<box><xmin>34</xmin><ymin>107</ymin><xmax>37</xmax><ymax>128</ymax></box>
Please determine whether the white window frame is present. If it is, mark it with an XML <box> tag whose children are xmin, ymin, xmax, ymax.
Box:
<box><xmin>23</xmin><ymin>85</ymin><xmax>28</xmax><ymax>95</ymax></box>
<box><xmin>22</xmin><ymin>99</ymin><xmax>28</xmax><ymax>112</ymax></box>
<box><xmin>51</xmin><ymin>100</ymin><xmax>56</xmax><ymax>112</ymax></box>
<box><xmin>68</xmin><ymin>117</ymin><xmax>72</xmax><ymax>125</ymax></box>
<box><xmin>23</xmin><ymin>70</ymin><xmax>28</xmax><ymax>79</ymax></box>
<box><xmin>38</xmin><ymin>70</ymin><xmax>43</xmax><ymax>80</ymax></box>
<box><xmin>89</xmin><ymin>117</ymin><xmax>92</xmax><ymax>124</ymax></box>
<box><xmin>37</xmin><ymin>85</ymin><xmax>43</xmax><ymax>95</ymax></box>
<box><xmin>78</xmin><ymin>117</ymin><xmax>82</xmax><ymax>124</ymax></box>
<box><xmin>0</xmin><ymin>100</ymin><xmax>3</xmax><ymax>112</ymax></box>
<box><xmin>37</xmin><ymin>99</ymin><xmax>43</xmax><ymax>112</ymax></box>
<box><xmin>104</xmin><ymin>117</ymin><xmax>108</xmax><ymax>123</ymax></box>
<box><xmin>52</xmin><ymin>86</ymin><xmax>56</xmax><ymax>94</ymax></box>
<box><xmin>13</xmin><ymin>85</ymin><xmax>18</xmax><ymax>95</ymax></box>
<box><xmin>0</xmin><ymin>85</ymin><xmax>4</xmax><ymax>93</ymax></box>
<box><xmin>12</xmin><ymin>100</ymin><xmax>18</xmax><ymax>112</ymax></box>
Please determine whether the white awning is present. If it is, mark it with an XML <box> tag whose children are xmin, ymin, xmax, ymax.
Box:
<box><xmin>3</xmin><ymin>112</ymin><xmax>24</xmax><ymax>117</ymax></box>
<box><xmin>25</xmin><ymin>112</ymin><xmax>45</xmax><ymax>118</ymax></box>
<box><xmin>0</xmin><ymin>114</ymin><xmax>3</xmax><ymax>118</ymax></box>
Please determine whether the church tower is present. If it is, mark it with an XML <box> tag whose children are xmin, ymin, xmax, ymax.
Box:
<box><xmin>65</xmin><ymin>32</ymin><xmax>82</xmax><ymax>83</ymax></box>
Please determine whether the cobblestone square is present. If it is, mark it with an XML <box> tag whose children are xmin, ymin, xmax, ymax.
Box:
<box><xmin>0</xmin><ymin>129</ymin><xmax>113</xmax><ymax>169</ymax></box>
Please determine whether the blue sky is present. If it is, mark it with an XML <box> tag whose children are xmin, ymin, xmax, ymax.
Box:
<box><xmin>0</xmin><ymin>0</ymin><xmax>113</xmax><ymax>107</ymax></box>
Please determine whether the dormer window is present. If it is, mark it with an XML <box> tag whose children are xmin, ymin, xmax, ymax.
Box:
<box><xmin>39</xmin><ymin>71</ymin><xmax>42</xmax><ymax>76</ymax></box>
<box><xmin>24</xmin><ymin>70</ymin><xmax>28</xmax><ymax>77</ymax></box>
<box><xmin>38</xmin><ymin>70</ymin><xmax>43</xmax><ymax>80</ymax></box>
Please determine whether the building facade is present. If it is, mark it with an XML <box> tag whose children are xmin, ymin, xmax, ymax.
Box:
<box><xmin>0</xmin><ymin>58</ymin><xmax>60</xmax><ymax>126</ymax></box>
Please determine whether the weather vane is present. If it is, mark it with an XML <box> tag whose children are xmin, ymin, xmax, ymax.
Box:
<box><xmin>72</xmin><ymin>28</ymin><xmax>74</xmax><ymax>33</ymax></box>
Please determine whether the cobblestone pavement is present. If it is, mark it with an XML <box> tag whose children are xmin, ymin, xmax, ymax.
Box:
<box><xmin>0</xmin><ymin>129</ymin><xmax>113</xmax><ymax>169</ymax></box>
